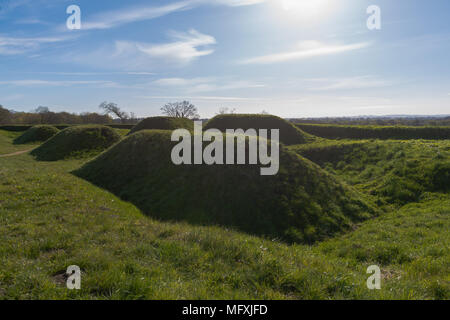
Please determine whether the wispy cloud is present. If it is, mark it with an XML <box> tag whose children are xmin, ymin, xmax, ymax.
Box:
<box><xmin>307</xmin><ymin>76</ymin><xmax>393</xmax><ymax>91</ymax></box>
<box><xmin>14</xmin><ymin>18</ymin><xmax>41</xmax><ymax>24</ymax></box>
<box><xmin>126</xmin><ymin>72</ymin><xmax>157</xmax><ymax>75</ymax></box>
<box><xmin>136</xmin><ymin>95</ymin><xmax>262</xmax><ymax>102</ymax></box>
<box><xmin>153</xmin><ymin>77</ymin><xmax>266</xmax><ymax>92</ymax></box>
<box><xmin>213</xmin><ymin>0</ymin><xmax>266</xmax><ymax>6</ymax></box>
<box><xmin>1</xmin><ymin>94</ymin><xmax>24</xmax><ymax>102</ymax></box>
<box><xmin>61</xmin><ymin>29</ymin><xmax>215</xmax><ymax>69</ymax></box>
<box><xmin>136</xmin><ymin>29</ymin><xmax>216</xmax><ymax>64</ymax></box>
<box><xmin>82</xmin><ymin>1</ymin><xmax>194</xmax><ymax>30</ymax></box>
<box><xmin>0</xmin><ymin>79</ymin><xmax>120</xmax><ymax>87</ymax></box>
<box><xmin>240</xmin><ymin>41</ymin><xmax>372</xmax><ymax>64</ymax></box>
<box><xmin>82</xmin><ymin>0</ymin><xmax>265</xmax><ymax>30</ymax></box>
<box><xmin>22</xmin><ymin>71</ymin><xmax>156</xmax><ymax>76</ymax></box>
<box><xmin>0</xmin><ymin>0</ymin><xmax>31</xmax><ymax>17</ymax></box>
<box><xmin>0</xmin><ymin>35</ymin><xmax>71</xmax><ymax>55</ymax></box>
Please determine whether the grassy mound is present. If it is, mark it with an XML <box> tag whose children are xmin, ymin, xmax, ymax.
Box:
<box><xmin>13</xmin><ymin>125</ymin><xmax>59</xmax><ymax>144</ymax></box>
<box><xmin>128</xmin><ymin>117</ymin><xmax>194</xmax><ymax>135</ymax></box>
<box><xmin>31</xmin><ymin>125</ymin><xmax>121</xmax><ymax>161</ymax></box>
<box><xmin>75</xmin><ymin>130</ymin><xmax>376</xmax><ymax>243</ymax></box>
<box><xmin>291</xmin><ymin>140</ymin><xmax>450</xmax><ymax>206</ymax></box>
<box><xmin>204</xmin><ymin>114</ymin><xmax>315</xmax><ymax>145</ymax></box>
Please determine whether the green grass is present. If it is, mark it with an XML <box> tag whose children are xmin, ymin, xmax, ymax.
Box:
<box><xmin>128</xmin><ymin>117</ymin><xmax>194</xmax><ymax>135</ymax></box>
<box><xmin>290</xmin><ymin>139</ymin><xmax>450</xmax><ymax>207</ymax></box>
<box><xmin>0</xmin><ymin>130</ymin><xmax>40</xmax><ymax>155</ymax></box>
<box><xmin>31</xmin><ymin>125</ymin><xmax>121</xmax><ymax>161</ymax></box>
<box><xmin>75</xmin><ymin>130</ymin><xmax>375</xmax><ymax>244</ymax></box>
<box><xmin>205</xmin><ymin>114</ymin><xmax>317</xmax><ymax>145</ymax></box>
<box><xmin>318</xmin><ymin>195</ymin><xmax>449</xmax><ymax>299</ymax></box>
<box><xmin>13</xmin><ymin>125</ymin><xmax>59</xmax><ymax>145</ymax></box>
<box><xmin>295</xmin><ymin>123</ymin><xmax>450</xmax><ymax>140</ymax></box>
<box><xmin>0</xmin><ymin>129</ymin><xmax>448</xmax><ymax>299</ymax></box>
<box><xmin>115</xmin><ymin>128</ymin><xmax>131</xmax><ymax>137</ymax></box>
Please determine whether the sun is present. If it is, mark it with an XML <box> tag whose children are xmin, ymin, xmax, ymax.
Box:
<box><xmin>281</xmin><ymin>0</ymin><xmax>330</xmax><ymax>18</ymax></box>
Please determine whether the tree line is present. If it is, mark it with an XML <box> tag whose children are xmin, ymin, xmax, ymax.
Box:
<box><xmin>0</xmin><ymin>100</ymin><xmax>203</xmax><ymax>125</ymax></box>
<box><xmin>291</xmin><ymin>117</ymin><xmax>450</xmax><ymax>127</ymax></box>
<box><xmin>0</xmin><ymin>105</ymin><xmax>115</xmax><ymax>125</ymax></box>
<box><xmin>296</xmin><ymin>123</ymin><xmax>450</xmax><ymax>140</ymax></box>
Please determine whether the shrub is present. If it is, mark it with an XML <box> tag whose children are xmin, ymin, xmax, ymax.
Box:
<box><xmin>429</xmin><ymin>162</ymin><xmax>450</xmax><ymax>192</ymax></box>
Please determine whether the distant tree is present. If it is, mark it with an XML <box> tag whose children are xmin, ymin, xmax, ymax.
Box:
<box><xmin>161</xmin><ymin>101</ymin><xmax>199</xmax><ymax>119</ymax></box>
<box><xmin>260</xmin><ymin>110</ymin><xmax>269</xmax><ymax>115</ymax></box>
<box><xmin>34</xmin><ymin>106</ymin><xmax>50</xmax><ymax>114</ymax></box>
<box><xmin>0</xmin><ymin>105</ymin><xmax>12</xmax><ymax>124</ymax></box>
<box><xmin>80</xmin><ymin>112</ymin><xmax>112</xmax><ymax>124</ymax></box>
<box><xmin>99</xmin><ymin>101</ymin><xmax>129</xmax><ymax>124</ymax></box>
<box><xmin>216</xmin><ymin>107</ymin><xmax>236</xmax><ymax>115</ymax></box>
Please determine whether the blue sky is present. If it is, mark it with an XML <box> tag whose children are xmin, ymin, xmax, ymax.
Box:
<box><xmin>0</xmin><ymin>0</ymin><xmax>449</xmax><ymax>118</ymax></box>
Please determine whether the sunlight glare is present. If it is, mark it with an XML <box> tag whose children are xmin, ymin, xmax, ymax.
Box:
<box><xmin>280</xmin><ymin>0</ymin><xmax>331</xmax><ymax>19</ymax></box>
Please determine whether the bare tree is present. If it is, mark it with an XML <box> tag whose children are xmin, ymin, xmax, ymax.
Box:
<box><xmin>161</xmin><ymin>101</ymin><xmax>199</xmax><ymax>119</ymax></box>
<box><xmin>216</xmin><ymin>107</ymin><xmax>236</xmax><ymax>115</ymax></box>
<box><xmin>99</xmin><ymin>101</ymin><xmax>129</xmax><ymax>123</ymax></box>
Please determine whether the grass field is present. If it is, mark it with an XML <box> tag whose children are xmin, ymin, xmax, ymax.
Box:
<box><xmin>0</xmin><ymin>129</ymin><xmax>448</xmax><ymax>299</ymax></box>
<box><xmin>290</xmin><ymin>139</ymin><xmax>450</xmax><ymax>206</ymax></box>
<box><xmin>0</xmin><ymin>130</ymin><xmax>40</xmax><ymax>155</ymax></box>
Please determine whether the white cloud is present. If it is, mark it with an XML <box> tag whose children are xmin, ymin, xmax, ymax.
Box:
<box><xmin>136</xmin><ymin>29</ymin><xmax>216</xmax><ymax>64</ymax></box>
<box><xmin>62</xmin><ymin>29</ymin><xmax>215</xmax><ymax>69</ymax></box>
<box><xmin>0</xmin><ymin>0</ymin><xmax>31</xmax><ymax>17</ymax></box>
<box><xmin>0</xmin><ymin>80</ymin><xmax>119</xmax><ymax>87</ymax></box>
<box><xmin>1</xmin><ymin>94</ymin><xmax>24</xmax><ymax>102</ymax></box>
<box><xmin>14</xmin><ymin>18</ymin><xmax>48</xmax><ymax>25</ymax></box>
<box><xmin>240</xmin><ymin>41</ymin><xmax>372</xmax><ymax>64</ymax></box>
<box><xmin>22</xmin><ymin>71</ymin><xmax>156</xmax><ymax>76</ymax></box>
<box><xmin>152</xmin><ymin>77</ymin><xmax>266</xmax><ymax>92</ymax></box>
<box><xmin>125</xmin><ymin>72</ymin><xmax>156</xmax><ymax>75</ymax></box>
<box><xmin>0</xmin><ymin>35</ymin><xmax>70</xmax><ymax>55</ymax></box>
<box><xmin>213</xmin><ymin>0</ymin><xmax>266</xmax><ymax>6</ymax></box>
<box><xmin>136</xmin><ymin>95</ymin><xmax>261</xmax><ymax>102</ymax></box>
<box><xmin>82</xmin><ymin>1</ymin><xmax>194</xmax><ymax>30</ymax></box>
<box><xmin>307</xmin><ymin>76</ymin><xmax>392</xmax><ymax>91</ymax></box>
<box><xmin>82</xmin><ymin>0</ymin><xmax>265</xmax><ymax>30</ymax></box>
<box><xmin>153</xmin><ymin>77</ymin><xmax>218</xmax><ymax>86</ymax></box>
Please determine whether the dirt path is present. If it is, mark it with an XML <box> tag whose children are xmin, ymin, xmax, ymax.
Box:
<box><xmin>0</xmin><ymin>149</ymin><xmax>32</xmax><ymax>158</ymax></box>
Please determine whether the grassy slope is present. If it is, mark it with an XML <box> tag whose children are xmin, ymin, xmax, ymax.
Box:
<box><xmin>75</xmin><ymin>130</ymin><xmax>376</xmax><ymax>244</ymax></box>
<box><xmin>115</xmin><ymin>129</ymin><xmax>131</xmax><ymax>137</ymax></box>
<box><xmin>205</xmin><ymin>114</ymin><xmax>316</xmax><ymax>145</ymax></box>
<box><xmin>31</xmin><ymin>125</ymin><xmax>121</xmax><ymax>161</ymax></box>
<box><xmin>0</xmin><ymin>130</ymin><xmax>40</xmax><ymax>155</ymax></box>
<box><xmin>0</xmin><ymin>129</ymin><xmax>448</xmax><ymax>299</ymax></box>
<box><xmin>128</xmin><ymin>117</ymin><xmax>194</xmax><ymax>135</ymax></box>
<box><xmin>290</xmin><ymin>140</ymin><xmax>450</xmax><ymax>207</ymax></box>
<box><xmin>14</xmin><ymin>125</ymin><xmax>59</xmax><ymax>145</ymax></box>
